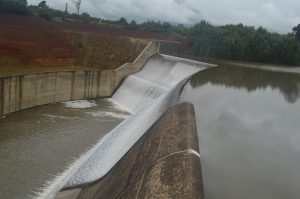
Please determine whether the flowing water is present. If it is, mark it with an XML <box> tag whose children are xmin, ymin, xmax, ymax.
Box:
<box><xmin>112</xmin><ymin>55</ymin><xmax>204</xmax><ymax>112</ymax></box>
<box><xmin>0</xmin><ymin>99</ymin><xmax>130</xmax><ymax>199</ymax></box>
<box><xmin>0</xmin><ymin>54</ymin><xmax>208</xmax><ymax>199</ymax></box>
<box><xmin>181</xmin><ymin>63</ymin><xmax>300</xmax><ymax>199</ymax></box>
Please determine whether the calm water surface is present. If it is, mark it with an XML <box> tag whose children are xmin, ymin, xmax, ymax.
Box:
<box><xmin>0</xmin><ymin>99</ymin><xmax>129</xmax><ymax>199</ymax></box>
<box><xmin>181</xmin><ymin>64</ymin><xmax>300</xmax><ymax>199</ymax></box>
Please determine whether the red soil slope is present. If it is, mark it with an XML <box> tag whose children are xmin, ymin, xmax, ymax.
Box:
<box><xmin>0</xmin><ymin>14</ymin><xmax>77</xmax><ymax>67</ymax></box>
<box><xmin>65</xmin><ymin>32</ymin><xmax>149</xmax><ymax>69</ymax></box>
<box><xmin>53</xmin><ymin>20</ymin><xmax>183</xmax><ymax>43</ymax></box>
<box><xmin>0</xmin><ymin>14</ymin><xmax>183</xmax><ymax>70</ymax></box>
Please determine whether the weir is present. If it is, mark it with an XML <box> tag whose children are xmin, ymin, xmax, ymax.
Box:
<box><xmin>112</xmin><ymin>54</ymin><xmax>202</xmax><ymax>112</ymax></box>
<box><xmin>31</xmin><ymin>54</ymin><xmax>213</xmax><ymax>199</ymax></box>
<box><xmin>0</xmin><ymin>41</ymin><xmax>215</xmax><ymax>199</ymax></box>
<box><xmin>75</xmin><ymin>102</ymin><xmax>204</xmax><ymax>199</ymax></box>
<box><xmin>63</xmin><ymin>55</ymin><xmax>207</xmax><ymax>188</ymax></box>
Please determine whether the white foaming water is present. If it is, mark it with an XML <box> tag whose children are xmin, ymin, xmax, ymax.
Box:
<box><xmin>34</xmin><ymin>54</ymin><xmax>209</xmax><ymax>199</ymax></box>
<box><xmin>88</xmin><ymin>111</ymin><xmax>130</xmax><ymax>119</ymax></box>
<box><xmin>62</xmin><ymin>100</ymin><xmax>97</xmax><ymax>109</ymax></box>
<box><xmin>111</xmin><ymin>75</ymin><xmax>168</xmax><ymax>112</ymax></box>
<box><xmin>112</xmin><ymin>55</ymin><xmax>204</xmax><ymax>112</ymax></box>
<box><xmin>41</xmin><ymin>114</ymin><xmax>79</xmax><ymax>120</ymax></box>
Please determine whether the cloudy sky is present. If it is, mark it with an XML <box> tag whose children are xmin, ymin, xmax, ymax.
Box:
<box><xmin>28</xmin><ymin>0</ymin><xmax>300</xmax><ymax>34</ymax></box>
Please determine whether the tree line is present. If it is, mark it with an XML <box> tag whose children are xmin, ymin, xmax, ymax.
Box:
<box><xmin>188</xmin><ymin>21</ymin><xmax>300</xmax><ymax>65</ymax></box>
<box><xmin>1</xmin><ymin>0</ymin><xmax>300</xmax><ymax>65</ymax></box>
<box><xmin>0</xmin><ymin>0</ymin><xmax>28</xmax><ymax>14</ymax></box>
<box><xmin>0</xmin><ymin>0</ymin><xmax>97</xmax><ymax>22</ymax></box>
<box><xmin>120</xmin><ymin>19</ymin><xmax>300</xmax><ymax>66</ymax></box>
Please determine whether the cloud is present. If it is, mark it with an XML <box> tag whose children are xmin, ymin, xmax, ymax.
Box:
<box><xmin>27</xmin><ymin>0</ymin><xmax>300</xmax><ymax>33</ymax></box>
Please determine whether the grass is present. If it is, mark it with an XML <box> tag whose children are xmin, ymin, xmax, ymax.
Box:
<box><xmin>0</xmin><ymin>56</ymin><xmax>21</xmax><ymax>65</ymax></box>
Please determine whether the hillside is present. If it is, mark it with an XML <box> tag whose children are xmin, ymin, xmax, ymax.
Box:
<box><xmin>0</xmin><ymin>14</ymin><xmax>77</xmax><ymax>67</ymax></box>
<box><xmin>64</xmin><ymin>32</ymin><xmax>149</xmax><ymax>69</ymax></box>
<box><xmin>0</xmin><ymin>14</ymin><xmax>184</xmax><ymax>76</ymax></box>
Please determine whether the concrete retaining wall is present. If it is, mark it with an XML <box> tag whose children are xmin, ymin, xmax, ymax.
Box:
<box><xmin>0</xmin><ymin>41</ymin><xmax>159</xmax><ymax>116</ymax></box>
<box><xmin>0</xmin><ymin>71</ymin><xmax>100</xmax><ymax>116</ymax></box>
<box><xmin>73</xmin><ymin>102</ymin><xmax>203</xmax><ymax>199</ymax></box>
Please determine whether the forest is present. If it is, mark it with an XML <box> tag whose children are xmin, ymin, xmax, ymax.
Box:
<box><xmin>188</xmin><ymin>21</ymin><xmax>300</xmax><ymax>65</ymax></box>
<box><xmin>1</xmin><ymin>0</ymin><xmax>300</xmax><ymax>65</ymax></box>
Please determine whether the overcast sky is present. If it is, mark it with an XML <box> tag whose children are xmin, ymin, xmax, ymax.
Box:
<box><xmin>28</xmin><ymin>0</ymin><xmax>300</xmax><ymax>34</ymax></box>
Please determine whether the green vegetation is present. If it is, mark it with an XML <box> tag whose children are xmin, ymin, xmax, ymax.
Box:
<box><xmin>27</xmin><ymin>5</ymin><xmax>99</xmax><ymax>22</ymax></box>
<box><xmin>0</xmin><ymin>0</ymin><xmax>28</xmax><ymax>15</ymax></box>
<box><xmin>0</xmin><ymin>0</ymin><xmax>99</xmax><ymax>22</ymax></box>
<box><xmin>0</xmin><ymin>55</ymin><xmax>21</xmax><ymax>65</ymax></box>
<box><xmin>188</xmin><ymin>21</ymin><xmax>300</xmax><ymax>65</ymax></box>
<box><xmin>293</xmin><ymin>25</ymin><xmax>300</xmax><ymax>42</ymax></box>
<box><xmin>1</xmin><ymin>0</ymin><xmax>300</xmax><ymax>66</ymax></box>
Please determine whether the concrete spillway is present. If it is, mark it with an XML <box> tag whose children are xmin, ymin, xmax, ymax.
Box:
<box><xmin>112</xmin><ymin>55</ymin><xmax>202</xmax><ymax>112</ymax></box>
<box><xmin>34</xmin><ymin>54</ymin><xmax>211</xmax><ymax>199</ymax></box>
<box><xmin>77</xmin><ymin>102</ymin><xmax>204</xmax><ymax>199</ymax></box>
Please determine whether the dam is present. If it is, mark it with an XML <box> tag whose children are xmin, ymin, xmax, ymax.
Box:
<box><xmin>0</xmin><ymin>53</ymin><xmax>211</xmax><ymax>199</ymax></box>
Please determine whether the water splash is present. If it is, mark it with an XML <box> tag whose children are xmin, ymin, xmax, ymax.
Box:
<box><xmin>62</xmin><ymin>100</ymin><xmax>97</xmax><ymax>109</ymax></box>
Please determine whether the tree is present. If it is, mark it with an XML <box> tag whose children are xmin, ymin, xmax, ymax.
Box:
<box><xmin>187</xmin><ymin>21</ymin><xmax>300</xmax><ymax>65</ymax></box>
<box><xmin>293</xmin><ymin>24</ymin><xmax>300</xmax><ymax>42</ymax></box>
<box><xmin>0</xmin><ymin>0</ymin><xmax>28</xmax><ymax>15</ymax></box>
<box><xmin>73</xmin><ymin>0</ymin><xmax>81</xmax><ymax>15</ymax></box>
<box><xmin>81</xmin><ymin>12</ymin><xmax>90</xmax><ymax>22</ymax></box>
<box><xmin>126</xmin><ymin>20</ymin><xmax>139</xmax><ymax>30</ymax></box>
<box><xmin>38</xmin><ymin>1</ymin><xmax>48</xmax><ymax>8</ymax></box>
<box><xmin>81</xmin><ymin>12</ymin><xmax>89</xmax><ymax>17</ymax></box>
<box><xmin>118</xmin><ymin>17</ymin><xmax>128</xmax><ymax>26</ymax></box>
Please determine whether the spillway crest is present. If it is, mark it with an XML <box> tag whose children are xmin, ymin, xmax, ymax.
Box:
<box><xmin>36</xmin><ymin>54</ymin><xmax>210</xmax><ymax>199</ymax></box>
<box><xmin>112</xmin><ymin>55</ymin><xmax>202</xmax><ymax>111</ymax></box>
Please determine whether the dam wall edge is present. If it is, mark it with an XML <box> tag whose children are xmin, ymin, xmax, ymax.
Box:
<box><xmin>72</xmin><ymin>102</ymin><xmax>204</xmax><ymax>199</ymax></box>
<box><xmin>0</xmin><ymin>41</ymin><xmax>159</xmax><ymax>116</ymax></box>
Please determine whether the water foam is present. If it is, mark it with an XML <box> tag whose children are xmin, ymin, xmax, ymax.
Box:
<box><xmin>62</xmin><ymin>100</ymin><xmax>97</xmax><ymax>109</ymax></box>
<box><xmin>88</xmin><ymin>111</ymin><xmax>130</xmax><ymax>119</ymax></box>
<box><xmin>42</xmin><ymin>114</ymin><xmax>79</xmax><ymax>120</ymax></box>
<box><xmin>112</xmin><ymin>55</ymin><xmax>205</xmax><ymax>112</ymax></box>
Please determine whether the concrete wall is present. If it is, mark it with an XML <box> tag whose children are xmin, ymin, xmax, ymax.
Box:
<box><xmin>74</xmin><ymin>102</ymin><xmax>204</xmax><ymax>199</ymax></box>
<box><xmin>0</xmin><ymin>71</ymin><xmax>101</xmax><ymax>116</ymax></box>
<box><xmin>0</xmin><ymin>41</ymin><xmax>159</xmax><ymax>116</ymax></box>
<box><xmin>103</xmin><ymin>40</ymin><xmax>160</xmax><ymax>96</ymax></box>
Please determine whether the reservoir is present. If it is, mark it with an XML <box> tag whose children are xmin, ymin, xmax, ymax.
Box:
<box><xmin>181</xmin><ymin>64</ymin><xmax>300</xmax><ymax>199</ymax></box>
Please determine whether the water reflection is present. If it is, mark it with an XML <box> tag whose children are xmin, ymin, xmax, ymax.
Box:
<box><xmin>189</xmin><ymin>65</ymin><xmax>300</xmax><ymax>103</ymax></box>
<box><xmin>181</xmin><ymin>64</ymin><xmax>300</xmax><ymax>199</ymax></box>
